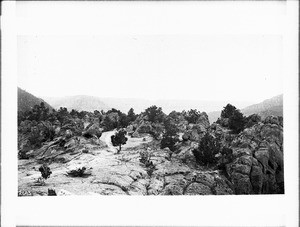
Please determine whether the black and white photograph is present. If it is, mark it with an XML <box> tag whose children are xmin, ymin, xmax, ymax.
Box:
<box><xmin>17</xmin><ymin>34</ymin><xmax>284</xmax><ymax>196</ymax></box>
<box><xmin>1</xmin><ymin>0</ymin><xmax>299</xmax><ymax>226</ymax></box>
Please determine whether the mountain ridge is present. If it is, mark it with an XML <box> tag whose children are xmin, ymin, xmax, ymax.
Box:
<box><xmin>18</xmin><ymin>87</ymin><xmax>53</xmax><ymax>113</ymax></box>
<box><xmin>43</xmin><ymin>95</ymin><xmax>253</xmax><ymax>115</ymax></box>
<box><xmin>207</xmin><ymin>94</ymin><xmax>283</xmax><ymax>123</ymax></box>
<box><xmin>21</xmin><ymin>90</ymin><xmax>283</xmax><ymax>123</ymax></box>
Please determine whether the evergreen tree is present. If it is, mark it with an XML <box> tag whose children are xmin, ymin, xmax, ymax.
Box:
<box><xmin>185</xmin><ymin>109</ymin><xmax>201</xmax><ymax>124</ymax></box>
<box><xmin>192</xmin><ymin>132</ymin><xmax>220</xmax><ymax>165</ymax></box>
<box><xmin>111</xmin><ymin>129</ymin><xmax>128</xmax><ymax>153</ymax></box>
<box><xmin>160</xmin><ymin>118</ymin><xmax>179</xmax><ymax>152</ymax></box>
<box><xmin>221</xmin><ymin>104</ymin><xmax>237</xmax><ymax>119</ymax></box>
<box><xmin>127</xmin><ymin>108</ymin><xmax>137</xmax><ymax>122</ymax></box>
<box><xmin>144</xmin><ymin>105</ymin><xmax>165</xmax><ymax>123</ymax></box>
<box><xmin>228</xmin><ymin>110</ymin><xmax>245</xmax><ymax>133</ymax></box>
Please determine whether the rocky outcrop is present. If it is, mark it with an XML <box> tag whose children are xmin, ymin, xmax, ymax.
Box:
<box><xmin>18</xmin><ymin>104</ymin><xmax>283</xmax><ymax>196</ymax></box>
<box><xmin>132</xmin><ymin>120</ymin><xmax>164</xmax><ymax>140</ymax></box>
<box><xmin>18</xmin><ymin>136</ymin><xmax>233</xmax><ymax>196</ymax></box>
<box><xmin>213</xmin><ymin>116</ymin><xmax>284</xmax><ymax>194</ymax></box>
<box><xmin>82</xmin><ymin>123</ymin><xmax>103</xmax><ymax>139</ymax></box>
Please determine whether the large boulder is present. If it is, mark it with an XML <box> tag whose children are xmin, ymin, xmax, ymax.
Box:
<box><xmin>82</xmin><ymin>123</ymin><xmax>103</xmax><ymax>139</ymax></box>
<box><xmin>182</xmin><ymin>122</ymin><xmax>207</xmax><ymax>142</ymax></box>
<box><xmin>263</xmin><ymin>115</ymin><xmax>283</xmax><ymax>126</ymax></box>
<box><xmin>196</xmin><ymin>112</ymin><xmax>210</xmax><ymax>128</ymax></box>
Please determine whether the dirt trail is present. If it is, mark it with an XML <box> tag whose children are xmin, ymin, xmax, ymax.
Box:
<box><xmin>100</xmin><ymin>130</ymin><xmax>117</xmax><ymax>152</ymax></box>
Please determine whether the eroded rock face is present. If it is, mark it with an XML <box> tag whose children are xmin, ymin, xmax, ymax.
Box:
<box><xmin>217</xmin><ymin>116</ymin><xmax>284</xmax><ymax>194</ymax></box>
<box><xmin>82</xmin><ymin>123</ymin><xmax>103</xmax><ymax>139</ymax></box>
<box><xmin>196</xmin><ymin>112</ymin><xmax>210</xmax><ymax>128</ymax></box>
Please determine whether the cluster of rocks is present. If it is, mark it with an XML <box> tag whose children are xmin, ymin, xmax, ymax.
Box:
<box><xmin>210</xmin><ymin>115</ymin><xmax>284</xmax><ymax>194</ymax></box>
<box><xmin>128</xmin><ymin>111</ymin><xmax>210</xmax><ymax>142</ymax></box>
<box><xmin>18</xmin><ymin>105</ymin><xmax>284</xmax><ymax>195</ymax></box>
<box><xmin>18</xmin><ymin>115</ymin><xmax>105</xmax><ymax>163</ymax></box>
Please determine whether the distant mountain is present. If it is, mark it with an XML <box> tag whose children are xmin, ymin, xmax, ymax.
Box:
<box><xmin>242</xmin><ymin>94</ymin><xmax>283</xmax><ymax>119</ymax></box>
<box><xmin>44</xmin><ymin>95</ymin><xmax>254</xmax><ymax>118</ymax></box>
<box><xmin>207</xmin><ymin>94</ymin><xmax>283</xmax><ymax>123</ymax></box>
<box><xmin>44</xmin><ymin>95</ymin><xmax>110</xmax><ymax>112</ymax></box>
<box><xmin>99</xmin><ymin>98</ymin><xmax>252</xmax><ymax>115</ymax></box>
<box><xmin>18</xmin><ymin>87</ymin><xmax>53</xmax><ymax>113</ymax></box>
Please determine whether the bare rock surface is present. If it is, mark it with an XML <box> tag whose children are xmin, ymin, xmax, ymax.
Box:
<box><xmin>18</xmin><ymin>131</ymin><xmax>233</xmax><ymax>196</ymax></box>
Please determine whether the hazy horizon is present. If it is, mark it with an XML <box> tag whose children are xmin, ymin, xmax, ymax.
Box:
<box><xmin>18</xmin><ymin>34</ymin><xmax>283</xmax><ymax>104</ymax></box>
<box><xmin>18</xmin><ymin>86</ymin><xmax>283</xmax><ymax>115</ymax></box>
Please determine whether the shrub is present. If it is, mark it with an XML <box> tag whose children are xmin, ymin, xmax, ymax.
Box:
<box><xmin>185</xmin><ymin>109</ymin><xmax>201</xmax><ymax>124</ymax></box>
<box><xmin>48</xmin><ymin>188</ymin><xmax>57</xmax><ymax>196</ymax></box>
<box><xmin>228</xmin><ymin>110</ymin><xmax>245</xmax><ymax>134</ymax></box>
<box><xmin>111</xmin><ymin>129</ymin><xmax>128</xmax><ymax>153</ymax></box>
<box><xmin>160</xmin><ymin>118</ymin><xmax>179</xmax><ymax>152</ymax></box>
<box><xmin>39</xmin><ymin>164</ymin><xmax>52</xmax><ymax>180</ymax></box>
<box><xmin>221</xmin><ymin>104</ymin><xmax>237</xmax><ymax>119</ymax></box>
<box><xmin>67</xmin><ymin>167</ymin><xmax>90</xmax><ymax>177</ymax></box>
<box><xmin>118</xmin><ymin>113</ymin><xmax>130</xmax><ymax>129</ymax></box>
<box><xmin>219</xmin><ymin>104</ymin><xmax>245</xmax><ymax>134</ymax></box>
<box><xmin>102</xmin><ymin>115</ymin><xmax>116</xmax><ymax>131</ymax></box>
<box><xmin>127</xmin><ymin>108</ymin><xmax>137</xmax><ymax>123</ymax></box>
<box><xmin>40</xmin><ymin>121</ymin><xmax>56</xmax><ymax>142</ymax></box>
<box><xmin>192</xmin><ymin>133</ymin><xmax>220</xmax><ymax>165</ymax></box>
<box><xmin>18</xmin><ymin>150</ymin><xmax>30</xmax><ymax>160</ymax></box>
<box><xmin>139</xmin><ymin>149</ymin><xmax>155</xmax><ymax>176</ymax></box>
<box><xmin>102</xmin><ymin>109</ymin><xmax>130</xmax><ymax>130</ymax></box>
<box><xmin>139</xmin><ymin>149</ymin><xmax>153</xmax><ymax>166</ymax></box>
<box><xmin>144</xmin><ymin>105</ymin><xmax>165</xmax><ymax>123</ymax></box>
<box><xmin>27</xmin><ymin>127</ymin><xmax>43</xmax><ymax>148</ymax></box>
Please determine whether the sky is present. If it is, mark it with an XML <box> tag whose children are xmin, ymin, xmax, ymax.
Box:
<box><xmin>17</xmin><ymin>1</ymin><xmax>284</xmax><ymax>103</ymax></box>
<box><xmin>18</xmin><ymin>34</ymin><xmax>283</xmax><ymax>103</ymax></box>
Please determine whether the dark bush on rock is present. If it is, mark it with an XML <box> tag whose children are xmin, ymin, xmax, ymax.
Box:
<box><xmin>139</xmin><ymin>150</ymin><xmax>153</xmax><ymax>166</ymax></box>
<box><xmin>221</xmin><ymin>104</ymin><xmax>237</xmax><ymax>119</ymax></box>
<box><xmin>192</xmin><ymin>133</ymin><xmax>220</xmax><ymax>165</ymax></box>
<box><xmin>228</xmin><ymin>110</ymin><xmax>245</xmax><ymax>134</ymax></box>
<box><xmin>27</xmin><ymin>126</ymin><xmax>43</xmax><ymax>148</ymax></box>
<box><xmin>102</xmin><ymin>109</ymin><xmax>130</xmax><ymax>131</ymax></box>
<box><xmin>184</xmin><ymin>109</ymin><xmax>201</xmax><ymax>124</ymax></box>
<box><xmin>139</xmin><ymin>149</ymin><xmax>156</xmax><ymax>176</ymax></box>
<box><xmin>18</xmin><ymin>150</ymin><xmax>30</xmax><ymax>159</ymax></box>
<box><xmin>67</xmin><ymin>167</ymin><xmax>91</xmax><ymax>177</ymax></box>
<box><xmin>160</xmin><ymin>118</ymin><xmax>179</xmax><ymax>152</ymax></box>
<box><xmin>127</xmin><ymin>108</ymin><xmax>137</xmax><ymax>123</ymax></box>
<box><xmin>218</xmin><ymin>104</ymin><xmax>246</xmax><ymax>134</ymax></box>
<box><xmin>39</xmin><ymin>164</ymin><xmax>52</xmax><ymax>180</ymax></box>
<box><xmin>102</xmin><ymin>115</ymin><xmax>117</xmax><ymax>131</ymax></box>
<box><xmin>48</xmin><ymin>188</ymin><xmax>57</xmax><ymax>196</ymax></box>
<box><xmin>144</xmin><ymin>105</ymin><xmax>165</xmax><ymax>123</ymax></box>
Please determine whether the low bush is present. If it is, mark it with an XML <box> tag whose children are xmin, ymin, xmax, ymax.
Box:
<box><xmin>67</xmin><ymin>167</ymin><xmax>90</xmax><ymax>177</ymax></box>
<box><xmin>39</xmin><ymin>164</ymin><xmax>52</xmax><ymax>180</ymax></box>
<box><xmin>192</xmin><ymin>133</ymin><xmax>220</xmax><ymax>166</ymax></box>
